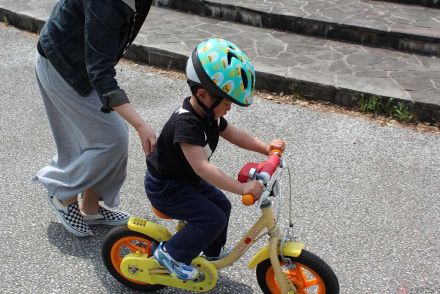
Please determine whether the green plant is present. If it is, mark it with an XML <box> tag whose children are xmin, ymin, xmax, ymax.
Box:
<box><xmin>358</xmin><ymin>95</ymin><xmax>381</xmax><ymax>114</ymax></box>
<box><xmin>358</xmin><ymin>96</ymin><xmax>416</xmax><ymax>123</ymax></box>
<box><xmin>390</xmin><ymin>102</ymin><xmax>415</xmax><ymax>123</ymax></box>
<box><xmin>383</xmin><ymin>97</ymin><xmax>394</xmax><ymax>113</ymax></box>
<box><xmin>3</xmin><ymin>16</ymin><xmax>9</xmax><ymax>26</ymax></box>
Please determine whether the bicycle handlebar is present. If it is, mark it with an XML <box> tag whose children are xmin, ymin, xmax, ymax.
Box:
<box><xmin>240</xmin><ymin>148</ymin><xmax>283</xmax><ymax>206</ymax></box>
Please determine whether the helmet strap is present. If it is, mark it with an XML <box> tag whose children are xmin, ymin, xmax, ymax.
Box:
<box><xmin>194</xmin><ymin>94</ymin><xmax>214</xmax><ymax>120</ymax></box>
<box><xmin>194</xmin><ymin>93</ymin><xmax>223</xmax><ymax>121</ymax></box>
<box><xmin>189</xmin><ymin>81</ymin><xmax>223</xmax><ymax>120</ymax></box>
<box><xmin>210</xmin><ymin>96</ymin><xmax>223</xmax><ymax>112</ymax></box>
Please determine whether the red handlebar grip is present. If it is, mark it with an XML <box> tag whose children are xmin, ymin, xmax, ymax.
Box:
<box><xmin>258</xmin><ymin>154</ymin><xmax>280</xmax><ymax>176</ymax></box>
<box><xmin>240</xmin><ymin>148</ymin><xmax>283</xmax><ymax>207</ymax></box>
<box><xmin>242</xmin><ymin>194</ymin><xmax>256</xmax><ymax>206</ymax></box>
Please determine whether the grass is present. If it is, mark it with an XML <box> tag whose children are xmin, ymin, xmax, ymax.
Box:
<box><xmin>359</xmin><ymin>95</ymin><xmax>381</xmax><ymax>114</ymax></box>
<box><xmin>390</xmin><ymin>102</ymin><xmax>416</xmax><ymax>123</ymax></box>
<box><xmin>358</xmin><ymin>95</ymin><xmax>416</xmax><ymax>123</ymax></box>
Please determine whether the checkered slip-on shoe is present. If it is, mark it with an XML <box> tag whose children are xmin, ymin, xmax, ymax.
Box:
<box><xmin>82</xmin><ymin>206</ymin><xmax>129</xmax><ymax>226</ymax></box>
<box><xmin>47</xmin><ymin>194</ymin><xmax>92</xmax><ymax>237</ymax></box>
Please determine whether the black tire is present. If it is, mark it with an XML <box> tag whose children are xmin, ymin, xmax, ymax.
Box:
<box><xmin>101</xmin><ymin>226</ymin><xmax>166</xmax><ymax>292</ymax></box>
<box><xmin>256</xmin><ymin>249</ymin><xmax>339</xmax><ymax>294</ymax></box>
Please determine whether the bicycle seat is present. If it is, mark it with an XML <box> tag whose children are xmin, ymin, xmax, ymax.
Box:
<box><xmin>151</xmin><ymin>206</ymin><xmax>173</xmax><ymax>219</ymax></box>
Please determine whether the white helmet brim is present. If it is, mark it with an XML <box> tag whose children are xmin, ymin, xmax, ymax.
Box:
<box><xmin>186</xmin><ymin>54</ymin><xmax>201</xmax><ymax>84</ymax></box>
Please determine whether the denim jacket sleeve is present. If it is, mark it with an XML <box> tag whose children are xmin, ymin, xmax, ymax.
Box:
<box><xmin>84</xmin><ymin>0</ymin><xmax>134</xmax><ymax>111</ymax></box>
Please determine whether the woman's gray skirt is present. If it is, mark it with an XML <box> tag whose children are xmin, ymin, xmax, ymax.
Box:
<box><xmin>33</xmin><ymin>52</ymin><xmax>128</xmax><ymax>208</ymax></box>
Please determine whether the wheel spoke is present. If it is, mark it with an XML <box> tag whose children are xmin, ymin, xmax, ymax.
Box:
<box><xmin>123</xmin><ymin>240</ymin><xmax>147</xmax><ymax>253</ymax></box>
<box><xmin>304</xmin><ymin>277</ymin><xmax>319</xmax><ymax>288</ymax></box>
<box><xmin>295</xmin><ymin>264</ymin><xmax>322</xmax><ymax>289</ymax></box>
<box><xmin>261</xmin><ymin>253</ymin><xmax>332</xmax><ymax>294</ymax></box>
<box><xmin>295</xmin><ymin>265</ymin><xmax>308</xmax><ymax>287</ymax></box>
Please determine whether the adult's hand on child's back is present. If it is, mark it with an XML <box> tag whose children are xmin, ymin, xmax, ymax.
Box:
<box><xmin>241</xmin><ymin>180</ymin><xmax>264</xmax><ymax>200</ymax></box>
<box><xmin>113</xmin><ymin>103</ymin><xmax>157</xmax><ymax>156</ymax></box>
<box><xmin>137</xmin><ymin>122</ymin><xmax>157</xmax><ymax>156</ymax></box>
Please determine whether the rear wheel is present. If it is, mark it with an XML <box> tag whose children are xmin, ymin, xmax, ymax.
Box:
<box><xmin>256</xmin><ymin>250</ymin><xmax>339</xmax><ymax>294</ymax></box>
<box><xmin>101</xmin><ymin>226</ymin><xmax>165</xmax><ymax>292</ymax></box>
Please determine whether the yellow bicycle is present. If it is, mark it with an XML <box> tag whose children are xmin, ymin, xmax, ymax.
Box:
<box><xmin>101</xmin><ymin>150</ymin><xmax>339</xmax><ymax>293</ymax></box>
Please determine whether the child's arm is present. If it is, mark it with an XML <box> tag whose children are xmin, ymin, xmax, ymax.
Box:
<box><xmin>220</xmin><ymin>124</ymin><xmax>285</xmax><ymax>155</ymax></box>
<box><xmin>180</xmin><ymin>143</ymin><xmax>264</xmax><ymax>197</ymax></box>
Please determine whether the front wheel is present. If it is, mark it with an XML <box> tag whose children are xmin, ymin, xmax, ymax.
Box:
<box><xmin>101</xmin><ymin>226</ymin><xmax>165</xmax><ymax>292</ymax></box>
<box><xmin>256</xmin><ymin>249</ymin><xmax>339</xmax><ymax>294</ymax></box>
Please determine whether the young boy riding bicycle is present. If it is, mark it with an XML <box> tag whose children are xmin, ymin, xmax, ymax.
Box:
<box><xmin>144</xmin><ymin>38</ymin><xmax>285</xmax><ymax>280</ymax></box>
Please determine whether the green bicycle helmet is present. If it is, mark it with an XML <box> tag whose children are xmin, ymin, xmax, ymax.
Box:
<box><xmin>186</xmin><ymin>38</ymin><xmax>256</xmax><ymax>108</ymax></box>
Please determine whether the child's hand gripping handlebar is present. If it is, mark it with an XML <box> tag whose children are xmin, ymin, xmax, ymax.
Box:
<box><xmin>237</xmin><ymin>149</ymin><xmax>283</xmax><ymax>206</ymax></box>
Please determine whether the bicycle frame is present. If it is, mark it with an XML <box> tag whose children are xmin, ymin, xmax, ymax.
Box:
<box><xmin>211</xmin><ymin>198</ymin><xmax>303</xmax><ymax>293</ymax></box>
<box><xmin>124</xmin><ymin>150</ymin><xmax>304</xmax><ymax>293</ymax></box>
<box><xmin>126</xmin><ymin>199</ymin><xmax>304</xmax><ymax>293</ymax></box>
<box><xmin>105</xmin><ymin>148</ymin><xmax>339</xmax><ymax>293</ymax></box>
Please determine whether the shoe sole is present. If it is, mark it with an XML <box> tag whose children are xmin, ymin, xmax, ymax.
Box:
<box><xmin>84</xmin><ymin>219</ymin><xmax>129</xmax><ymax>226</ymax></box>
<box><xmin>47</xmin><ymin>196</ymin><xmax>92</xmax><ymax>237</ymax></box>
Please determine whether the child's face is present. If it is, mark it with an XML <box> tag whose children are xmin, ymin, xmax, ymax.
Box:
<box><xmin>195</xmin><ymin>88</ymin><xmax>233</xmax><ymax>119</ymax></box>
<box><xmin>212</xmin><ymin>97</ymin><xmax>232</xmax><ymax>119</ymax></box>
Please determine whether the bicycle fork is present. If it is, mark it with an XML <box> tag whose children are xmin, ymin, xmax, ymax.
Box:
<box><xmin>268</xmin><ymin>227</ymin><xmax>297</xmax><ymax>294</ymax></box>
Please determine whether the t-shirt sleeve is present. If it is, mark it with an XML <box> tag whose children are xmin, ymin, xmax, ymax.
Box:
<box><xmin>219</xmin><ymin>117</ymin><xmax>228</xmax><ymax>132</ymax></box>
<box><xmin>173</xmin><ymin>115</ymin><xmax>206</xmax><ymax>146</ymax></box>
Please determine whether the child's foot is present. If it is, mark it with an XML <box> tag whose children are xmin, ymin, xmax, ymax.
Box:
<box><xmin>204</xmin><ymin>246</ymin><xmax>232</xmax><ymax>261</ymax></box>
<box><xmin>47</xmin><ymin>194</ymin><xmax>92</xmax><ymax>237</ymax></box>
<box><xmin>81</xmin><ymin>206</ymin><xmax>129</xmax><ymax>226</ymax></box>
<box><xmin>153</xmin><ymin>242</ymin><xmax>199</xmax><ymax>280</ymax></box>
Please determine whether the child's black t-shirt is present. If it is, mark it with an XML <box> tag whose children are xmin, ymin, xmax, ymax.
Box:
<box><xmin>146</xmin><ymin>97</ymin><xmax>228</xmax><ymax>185</ymax></box>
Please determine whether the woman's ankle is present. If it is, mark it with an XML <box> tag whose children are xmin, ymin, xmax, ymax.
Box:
<box><xmin>80</xmin><ymin>203</ymin><xmax>100</xmax><ymax>215</ymax></box>
<box><xmin>81</xmin><ymin>188</ymin><xmax>101</xmax><ymax>214</ymax></box>
<box><xmin>60</xmin><ymin>195</ymin><xmax>78</xmax><ymax>206</ymax></box>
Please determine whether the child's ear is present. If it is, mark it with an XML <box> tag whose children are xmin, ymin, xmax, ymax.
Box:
<box><xmin>196</xmin><ymin>88</ymin><xmax>208</xmax><ymax>99</ymax></box>
<box><xmin>196</xmin><ymin>88</ymin><xmax>213</xmax><ymax>104</ymax></box>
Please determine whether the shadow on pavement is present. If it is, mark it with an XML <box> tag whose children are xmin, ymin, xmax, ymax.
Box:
<box><xmin>47</xmin><ymin>223</ymin><xmax>255</xmax><ymax>293</ymax></box>
<box><xmin>46</xmin><ymin>222</ymin><xmax>111</xmax><ymax>258</ymax></box>
<box><xmin>47</xmin><ymin>222</ymin><xmax>130</xmax><ymax>291</ymax></box>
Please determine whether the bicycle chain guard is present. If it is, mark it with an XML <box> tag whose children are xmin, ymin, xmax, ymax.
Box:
<box><xmin>120</xmin><ymin>254</ymin><xmax>218</xmax><ymax>292</ymax></box>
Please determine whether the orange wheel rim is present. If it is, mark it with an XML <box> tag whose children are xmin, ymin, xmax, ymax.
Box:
<box><xmin>110</xmin><ymin>236</ymin><xmax>154</xmax><ymax>285</ymax></box>
<box><xmin>266</xmin><ymin>261</ymin><xmax>326</xmax><ymax>294</ymax></box>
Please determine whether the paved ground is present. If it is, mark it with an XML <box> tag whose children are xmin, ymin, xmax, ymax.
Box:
<box><xmin>1</xmin><ymin>0</ymin><xmax>440</xmax><ymax>122</ymax></box>
<box><xmin>377</xmin><ymin>0</ymin><xmax>440</xmax><ymax>8</ymax></box>
<box><xmin>1</xmin><ymin>25</ymin><xmax>439</xmax><ymax>293</ymax></box>
<box><xmin>379</xmin><ymin>0</ymin><xmax>440</xmax><ymax>8</ymax></box>
<box><xmin>160</xmin><ymin>0</ymin><xmax>440</xmax><ymax>37</ymax></box>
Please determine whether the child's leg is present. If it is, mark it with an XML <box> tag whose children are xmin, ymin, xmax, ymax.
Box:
<box><xmin>145</xmin><ymin>174</ymin><xmax>228</xmax><ymax>264</ymax></box>
<box><xmin>196</xmin><ymin>181</ymin><xmax>231</xmax><ymax>257</ymax></box>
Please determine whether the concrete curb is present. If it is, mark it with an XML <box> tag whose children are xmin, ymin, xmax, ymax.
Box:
<box><xmin>153</xmin><ymin>0</ymin><xmax>440</xmax><ymax>57</ymax></box>
<box><xmin>0</xmin><ymin>8</ymin><xmax>44</xmax><ymax>34</ymax></box>
<box><xmin>376</xmin><ymin>0</ymin><xmax>440</xmax><ymax>8</ymax></box>
<box><xmin>1</xmin><ymin>7</ymin><xmax>439</xmax><ymax>123</ymax></box>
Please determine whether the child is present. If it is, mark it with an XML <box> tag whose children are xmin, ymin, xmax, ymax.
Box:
<box><xmin>144</xmin><ymin>38</ymin><xmax>285</xmax><ymax>280</ymax></box>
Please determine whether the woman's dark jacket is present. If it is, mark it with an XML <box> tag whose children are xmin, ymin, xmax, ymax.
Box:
<box><xmin>38</xmin><ymin>0</ymin><xmax>152</xmax><ymax>112</ymax></box>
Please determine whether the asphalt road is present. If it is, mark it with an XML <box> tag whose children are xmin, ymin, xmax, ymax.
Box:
<box><xmin>1</xmin><ymin>25</ymin><xmax>439</xmax><ymax>294</ymax></box>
